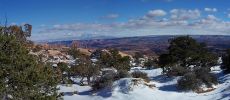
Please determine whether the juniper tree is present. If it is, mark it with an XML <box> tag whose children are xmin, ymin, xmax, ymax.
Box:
<box><xmin>68</xmin><ymin>47</ymin><xmax>81</xmax><ymax>59</ymax></box>
<box><xmin>71</xmin><ymin>54</ymin><xmax>100</xmax><ymax>85</ymax></box>
<box><xmin>222</xmin><ymin>49</ymin><xmax>230</xmax><ymax>73</ymax></box>
<box><xmin>158</xmin><ymin>36</ymin><xmax>218</xmax><ymax>91</ymax></box>
<box><xmin>93</xmin><ymin>49</ymin><xmax>131</xmax><ymax>71</ymax></box>
<box><xmin>0</xmin><ymin>24</ymin><xmax>32</xmax><ymax>44</ymax></box>
<box><xmin>159</xmin><ymin>36</ymin><xmax>218</xmax><ymax>76</ymax></box>
<box><xmin>116</xmin><ymin>56</ymin><xmax>131</xmax><ymax>71</ymax></box>
<box><xmin>57</xmin><ymin>62</ymin><xmax>71</xmax><ymax>83</ymax></box>
<box><xmin>0</xmin><ymin>34</ymin><xmax>59</xmax><ymax>100</ymax></box>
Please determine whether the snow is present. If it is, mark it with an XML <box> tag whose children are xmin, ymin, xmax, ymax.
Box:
<box><xmin>58</xmin><ymin>66</ymin><xmax>230</xmax><ymax>100</ymax></box>
<box><xmin>112</xmin><ymin>78</ymin><xmax>149</xmax><ymax>94</ymax></box>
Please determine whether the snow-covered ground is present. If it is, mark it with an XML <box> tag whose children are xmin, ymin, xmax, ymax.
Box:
<box><xmin>58</xmin><ymin>66</ymin><xmax>230</xmax><ymax>100</ymax></box>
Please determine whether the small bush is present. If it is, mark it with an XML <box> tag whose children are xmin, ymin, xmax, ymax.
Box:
<box><xmin>168</xmin><ymin>66</ymin><xmax>188</xmax><ymax>76</ymax></box>
<box><xmin>195</xmin><ymin>68</ymin><xmax>218</xmax><ymax>87</ymax></box>
<box><xmin>116</xmin><ymin>70</ymin><xmax>130</xmax><ymax>79</ymax></box>
<box><xmin>92</xmin><ymin>73</ymin><xmax>116</xmax><ymax>91</ymax></box>
<box><xmin>177</xmin><ymin>70</ymin><xmax>217</xmax><ymax>91</ymax></box>
<box><xmin>92</xmin><ymin>78</ymin><xmax>113</xmax><ymax>91</ymax></box>
<box><xmin>144</xmin><ymin>58</ymin><xmax>156</xmax><ymax>70</ymax></box>
<box><xmin>131</xmin><ymin>71</ymin><xmax>150</xmax><ymax>82</ymax></box>
<box><xmin>177</xmin><ymin>72</ymin><xmax>202</xmax><ymax>91</ymax></box>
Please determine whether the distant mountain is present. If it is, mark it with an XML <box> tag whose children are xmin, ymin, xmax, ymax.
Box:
<box><xmin>48</xmin><ymin>35</ymin><xmax>230</xmax><ymax>56</ymax></box>
<box><xmin>78</xmin><ymin>33</ymin><xmax>117</xmax><ymax>40</ymax></box>
<box><xmin>37</xmin><ymin>33</ymin><xmax>116</xmax><ymax>43</ymax></box>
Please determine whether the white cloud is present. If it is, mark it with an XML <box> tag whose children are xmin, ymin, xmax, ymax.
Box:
<box><xmin>206</xmin><ymin>15</ymin><xmax>218</xmax><ymax>20</ymax></box>
<box><xmin>194</xmin><ymin>15</ymin><xmax>218</xmax><ymax>25</ymax></box>
<box><xmin>204</xmin><ymin>8</ymin><xmax>217</xmax><ymax>12</ymax></box>
<box><xmin>32</xmin><ymin>9</ymin><xmax>230</xmax><ymax>41</ymax></box>
<box><xmin>190</xmin><ymin>15</ymin><xmax>230</xmax><ymax>33</ymax></box>
<box><xmin>102</xmin><ymin>14</ymin><xmax>119</xmax><ymax>19</ymax></box>
<box><xmin>228</xmin><ymin>13</ymin><xmax>230</xmax><ymax>18</ymax></box>
<box><xmin>145</xmin><ymin>9</ymin><xmax>167</xmax><ymax>18</ymax></box>
<box><xmin>170</xmin><ymin>9</ymin><xmax>201</xmax><ymax>20</ymax></box>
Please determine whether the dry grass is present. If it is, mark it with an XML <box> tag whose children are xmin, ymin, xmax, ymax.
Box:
<box><xmin>195</xmin><ymin>88</ymin><xmax>216</xmax><ymax>94</ymax></box>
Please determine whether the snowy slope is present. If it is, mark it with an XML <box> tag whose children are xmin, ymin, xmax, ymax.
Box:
<box><xmin>59</xmin><ymin>66</ymin><xmax>230</xmax><ymax>100</ymax></box>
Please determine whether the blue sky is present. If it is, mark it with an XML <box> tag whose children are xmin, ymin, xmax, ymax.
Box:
<box><xmin>1</xmin><ymin>0</ymin><xmax>230</xmax><ymax>41</ymax></box>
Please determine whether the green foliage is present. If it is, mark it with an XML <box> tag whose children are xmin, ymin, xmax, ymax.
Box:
<box><xmin>144</xmin><ymin>58</ymin><xmax>156</xmax><ymax>70</ymax></box>
<box><xmin>92</xmin><ymin>73</ymin><xmax>115</xmax><ymax>91</ymax></box>
<box><xmin>177</xmin><ymin>69</ymin><xmax>217</xmax><ymax>91</ymax></box>
<box><xmin>194</xmin><ymin>68</ymin><xmax>218</xmax><ymax>87</ymax></box>
<box><xmin>96</xmin><ymin>50</ymin><xmax>112</xmax><ymax>68</ymax></box>
<box><xmin>107</xmin><ymin>49</ymin><xmax>122</xmax><ymax>69</ymax></box>
<box><xmin>133</xmin><ymin>52</ymin><xmax>144</xmax><ymax>66</ymax></box>
<box><xmin>116</xmin><ymin>70</ymin><xmax>131</xmax><ymax>79</ymax></box>
<box><xmin>71</xmin><ymin>55</ymin><xmax>100</xmax><ymax>85</ymax></box>
<box><xmin>92</xmin><ymin>67</ymin><xmax>131</xmax><ymax>91</ymax></box>
<box><xmin>58</xmin><ymin>62</ymin><xmax>69</xmax><ymax>74</ymax></box>
<box><xmin>158</xmin><ymin>36</ymin><xmax>218</xmax><ymax>92</ymax></box>
<box><xmin>177</xmin><ymin>72</ymin><xmax>202</xmax><ymax>91</ymax></box>
<box><xmin>167</xmin><ymin>65</ymin><xmax>189</xmax><ymax>76</ymax></box>
<box><xmin>0</xmin><ymin>34</ymin><xmax>59</xmax><ymax>99</ymax></box>
<box><xmin>222</xmin><ymin>49</ymin><xmax>230</xmax><ymax>73</ymax></box>
<box><xmin>116</xmin><ymin>56</ymin><xmax>131</xmax><ymax>71</ymax></box>
<box><xmin>68</xmin><ymin>47</ymin><xmax>81</xmax><ymax>59</ymax></box>
<box><xmin>95</xmin><ymin>49</ymin><xmax>131</xmax><ymax>71</ymax></box>
<box><xmin>57</xmin><ymin>62</ymin><xmax>71</xmax><ymax>84</ymax></box>
<box><xmin>159</xmin><ymin>36</ymin><xmax>218</xmax><ymax>76</ymax></box>
<box><xmin>92</xmin><ymin>69</ymin><xmax>131</xmax><ymax>91</ymax></box>
<box><xmin>158</xmin><ymin>54</ymin><xmax>175</xmax><ymax>73</ymax></box>
<box><xmin>1</xmin><ymin>24</ymin><xmax>32</xmax><ymax>44</ymax></box>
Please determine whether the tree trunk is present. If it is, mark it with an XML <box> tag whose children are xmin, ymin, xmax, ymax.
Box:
<box><xmin>80</xmin><ymin>77</ymin><xmax>84</xmax><ymax>85</ymax></box>
<box><xmin>87</xmin><ymin>76</ymin><xmax>91</xmax><ymax>85</ymax></box>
